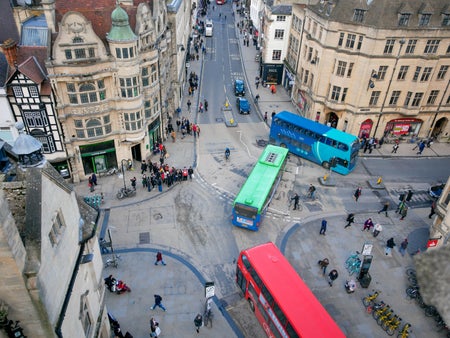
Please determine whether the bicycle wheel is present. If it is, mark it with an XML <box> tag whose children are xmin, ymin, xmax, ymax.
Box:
<box><xmin>386</xmin><ymin>325</ymin><xmax>396</xmax><ymax>336</ymax></box>
<box><xmin>362</xmin><ymin>296</ymin><xmax>372</xmax><ymax>307</ymax></box>
<box><xmin>405</xmin><ymin>267</ymin><xmax>416</xmax><ymax>279</ymax></box>
<box><xmin>408</xmin><ymin>276</ymin><xmax>418</xmax><ymax>287</ymax></box>
<box><xmin>425</xmin><ymin>305</ymin><xmax>438</xmax><ymax>317</ymax></box>
<box><xmin>406</xmin><ymin>287</ymin><xmax>417</xmax><ymax>298</ymax></box>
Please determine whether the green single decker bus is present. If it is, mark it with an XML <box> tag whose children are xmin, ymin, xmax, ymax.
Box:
<box><xmin>232</xmin><ymin>145</ymin><xmax>289</xmax><ymax>231</ymax></box>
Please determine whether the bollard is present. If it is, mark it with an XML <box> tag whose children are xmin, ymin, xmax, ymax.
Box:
<box><xmin>323</xmin><ymin>174</ymin><xmax>328</xmax><ymax>181</ymax></box>
<box><xmin>230</xmin><ymin>118</ymin><xmax>234</xmax><ymax>124</ymax></box>
<box><xmin>377</xmin><ymin>177</ymin><xmax>382</xmax><ymax>185</ymax></box>
<box><xmin>225</xmin><ymin>100</ymin><xmax>229</xmax><ymax>108</ymax></box>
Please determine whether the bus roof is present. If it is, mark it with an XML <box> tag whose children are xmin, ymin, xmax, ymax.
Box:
<box><xmin>243</xmin><ymin>242</ymin><xmax>346</xmax><ymax>337</ymax></box>
<box><xmin>275</xmin><ymin>111</ymin><xmax>358</xmax><ymax>144</ymax></box>
<box><xmin>234</xmin><ymin>145</ymin><xmax>288</xmax><ymax>211</ymax></box>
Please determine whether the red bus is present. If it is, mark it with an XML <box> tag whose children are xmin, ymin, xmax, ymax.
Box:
<box><xmin>236</xmin><ymin>242</ymin><xmax>346</xmax><ymax>337</ymax></box>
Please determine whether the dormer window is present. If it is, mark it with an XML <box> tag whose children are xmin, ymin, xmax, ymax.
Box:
<box><xmin>353</xmin><ymin>9</ymin><xmax>366</xmax><ymax>23</ymax></box>
<box><xmin>398</xmin><ymin>13</ymin><xmax>410</xmax><ymax>26</ymax></box>
<box><xmin>73</xmin><ymin>36</ymin><xmax>84</xmax><ymax>43</ymax></box>
<box><xmin>442</xmin><ymin>14</ymin><xmax>450</xmax><ymax>26</ymax></box>
<box><xmin>419</xmin><ymin>13</ymin><xmax>431</xmax><ymax>26</ymax></box>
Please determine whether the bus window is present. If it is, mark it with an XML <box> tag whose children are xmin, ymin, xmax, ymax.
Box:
<box><xmin>262</xmin><ymin>284</ymin><xmax>274</xmax><ymax>307</ymax></box>
<box><xmin>299</xmin><ymin>143</ymin><xmax>311</xmax><ymax>152</ymax></box>
<box><xmin>273</xmin><ymin>301</ymin><xmax>287</xmax><ymax>326</ymax></box>
<box><xmin>242</xmin><ymin>255</ymin><xmax>251</xmax><ymax>270</ymax></box>
<box><xmin>338</xmin><ymin>142</ymin><xmax>349</xmax><ymax>151</ymax></box>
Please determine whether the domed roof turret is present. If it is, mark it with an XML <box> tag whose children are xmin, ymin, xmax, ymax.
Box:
<box><xmin>107</xmin><ymin>5</ymin><xmax>137</xmax><ymax>42</ymax></box>
<box><xmin>12</xmin><ymin>122</ymin><xmax>45</xmax><ymax>168</ymax></box>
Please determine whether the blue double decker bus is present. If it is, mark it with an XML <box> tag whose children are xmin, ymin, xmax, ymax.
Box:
<box><xmin>269</xmin><ymin>111</ymin><xmax>359</xmax><ymax>175</ymax></box>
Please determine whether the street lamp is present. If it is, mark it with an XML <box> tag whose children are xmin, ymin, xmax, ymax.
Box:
<box><xmin>120</xmin><ymin>159</ymin><xmax>128</xmax><ymax>190</ymax></box>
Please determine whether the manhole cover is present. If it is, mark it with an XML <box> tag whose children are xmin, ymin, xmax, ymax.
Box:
<box><xmin>139</xmin><ymin>232</ymin><xmax>150</xmax><ymax>244</ymax></box>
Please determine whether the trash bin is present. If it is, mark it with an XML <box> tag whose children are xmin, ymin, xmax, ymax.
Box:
<box><xmin>359</xmin><ymin>273</ymin><xmax>372</xmax><ymax>288</ymax></box>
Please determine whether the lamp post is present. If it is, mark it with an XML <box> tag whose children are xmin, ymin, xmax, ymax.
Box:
<box><xmin>120</xmin><ymin>159</ymin><xmax>128</xmax><ymax>190</ymax></box>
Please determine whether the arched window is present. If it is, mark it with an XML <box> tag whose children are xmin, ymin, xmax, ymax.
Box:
<box><xmin>86</xmin><ymin>118</ymin><xmax>103</xmax><ymax>137</ymax></box>
<box><xmin>79</xmin><ymin>83</ymin><xmax>97</xmax><ymax>103</ymax></box>
<box><xmin>73</xmin><ymin>36</ymin><xmax>84</xmax><ymax>44</ymax></box>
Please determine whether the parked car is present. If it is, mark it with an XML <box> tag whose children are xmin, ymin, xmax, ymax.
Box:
<box><xmin>236</xmin><ymin>97</ymin><xmax>250</xmax><ymax>114</ymax></box>
<box><xmin>429</xmin><ymin>183</ymin><xmax>445</xmax><ymax>199</ymax></box>
<box><xmin>234</xmin><ymin>79</ymin><xmax>245</xmax><ymax>96</ymax></box>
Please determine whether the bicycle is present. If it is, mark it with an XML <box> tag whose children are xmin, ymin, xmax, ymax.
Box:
<box><xmin>203</xmin><ymin>298</ymin><xmax>213</xmax><ymax>328</ymax></box>
<box><xmin>397</xmin><ymin>323</ymin><xmax>411</xmax><ymax>338</ymax></box>
<box><xmin>405</xmin><ymin>267</ymin><xmax>418</xmax><ymax>287</ymax></box>
<box><xmin>382</xmin><ymin>314</ymin><xmax>401</xmax><ymax>334</ymax></box>
<box><xmin>372</xmin><ymin>304</ymin><xmax>390</xmax><ymax>320</ymax></box>
<box><xmin>348</xmin><ymin>262</ymin><xmax>361</xmax><ymax>276</ymax></box>
<box><xmin>377</xmin><ymin>309</ymin><xmax>395</xmax><ymax>326</ymax></box>
<box><xmin>362</xmin><ymin>291</ymin><xmax>381</xmax><ymax>308</ymax></box>
<box><xmin>104</xmin><ymin>254</ymin><xmax>121</xmax><ymax>268</ymax></box>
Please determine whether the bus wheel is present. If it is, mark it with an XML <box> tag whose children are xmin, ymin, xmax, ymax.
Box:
<box><xmin>248</xmin><ymin>299</ymin><xmax>255</xmax><ymax>312</ymax></box>
<box><xmin>280</xmin><ymin>143</ymin><xmax>287</xmax><ymax>148</ymax></box>
<box><xmin>322</xmin><ymin>161</ymin><xmax>330</xmax><ymax>169</ymax></box>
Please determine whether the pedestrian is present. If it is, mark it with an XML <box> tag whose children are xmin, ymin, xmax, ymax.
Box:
<box><xmin>255</xmin><ymin>77</ymin><xmax>260</xmax><ymax>89</ymax></box>
<box><xmin>255</xmin><ymin>94</ymin><xmax>260</xmax><ymax>104</ymax></box>
<box><xmin>291</xmin><ymin>193</ymin><xmax>300</xmax><ymax>210</ymax></box>
<box><xmin>362</xmin><ymin>218</ymin><xmax>374</xmax><ymax>231</ymax></box>
<box><xmin>395</xmin><ymin>200</ymin><xmax>406</xmax><ymax>214</ymax></box>
<box><xmin>88</xmin><ymin>175</ymin><xmax>95</xmax><ymax>192</ymax></box>
<box><xmin>264</xmin><ymin>112</ymin><xmax>268</xmax><ymax>122</ymax></box>
<box><xmin>318</xmin><ymin>258</ymin><xmax>329</xmax><ymax>275</ymax></box>
<box><xmin>378</xmin><ymin>201</ymin><xmax>390</xmax><ymax>217</ymax></box>
<box><xmin>204</xmin><ymin>99</ymin><xmax>208</xmax><ymax>112</ymax></box>
<box><xmin>373</xmin><ymin>223</ymin><xmax>382</xmax><ymax>237</ymax></box>
<box><xmin>142</xmin><ymin>174</ymin><xmax>148</xmax><ymax>188</ymax></box>
<box><xmin>416</xmin><ymin>141</ymin><xmax>425</xmax><ymax>155</ymax></box>
<box><xmin>400</xmin><ymin>205</ymin><xmax>408</xmax><ymax>220</ymax></box>
<box><xmin>155</xmin><ymin>251</ymin><xmax>166</xmax><ymax>265</ymax></box>
<box><xmin>320</xmin><ymin>219</ymin><xmax>327</xmax><ymax>235</ymax></box>
<box><xmin>385</xmin><ymin>237</ymin><xmax>396</xmax><ymax>256</ymax></box>
<box><xmin>328</xmin><ymin>269</ymin><xmax>338</xmax><ymax>287</ymax></box>
<box><xmin>141</xmin><ymin>160</ymin><xmax>148</xmax><ymax>174</ymax></box>
<box><xmin>151</xmin><ymin>294</ymin><xmax>166</xmax><ymax>311</ymax></box>
<box><xmin>429</xmin><ymin>201</ymin><xmax>436</xmax><ymax>219</ymax></box>
<box><xmin>187</xmin><ymin>99</ymin><xmax>192</xmax><ymax>112</ymax></box>
<box><xmin>194</xmin><ymin>314</ymin><xmax>203</xmax><ymax>333</ymax></box>
<box><xmin>130</xmin><ymin>177</ymin><xmax>137</xmax><ymax>190</ymax></box>
<box><xmin>399</xmin><ymin>238</ymin><xmax>408</xmax><ymax>256</ymax></box>
<box><xmin>392</xmin><ymin>142</ymin><xmax>399</xmax><ymax>153</ymax></box>
<box><xmin>344</xmin><ymin>213</ymin><xmax>355</xmax><ymax>228</ymax></box>
<box><xmin>307</xmin><ymin>184</ymin><xmax>316</xmax><ymax>199</ymax></box>
<box><xmin>150</xmin><ymin>317</ymin><xmax>161</xmax><ymax>337</ymax></box>
<box><xmin>353</xmin><ymin>186</ymin><xmax>362</xmax><ymax>202</ymax></box>
<box><xmin>91</xmin><ymin>173</ymin><xmax>97</xmax><ymax>185</ymax></box>
<box><xmin>188</xmin><ymin>166</ymin><xmax>194</xmax><ymax>180</ymax></box>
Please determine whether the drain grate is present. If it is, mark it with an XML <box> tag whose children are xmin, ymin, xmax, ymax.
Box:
<box><xmin>216</xmin><ymin>118</ymin><xmax>224</xmax><ymax>122</ymax></box>
<box><xmin>139</xmin><ymin>232</ymin><xmax>150</xmax><ymax>244</ymax></box>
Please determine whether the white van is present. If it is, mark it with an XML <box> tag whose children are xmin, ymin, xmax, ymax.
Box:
<box><xmin>205</xmin><ymin>20</ymin><xmax>213</xmax><ymax>37</ymax></box>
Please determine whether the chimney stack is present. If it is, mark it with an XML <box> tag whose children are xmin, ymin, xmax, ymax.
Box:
<box><xmin>1</xmin><ymin>38</ymin><xmax>18</xmax><ymax>68</ymax></box>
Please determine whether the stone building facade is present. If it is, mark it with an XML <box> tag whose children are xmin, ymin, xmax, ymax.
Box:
<box><xmin>0</xmin><ymin>162</ymin><xmax>108</xmax><ymax>338</ymax></box>
<box><xmin>46</xmin><ymin>1</ymin><xmax>173</xmax><ymax>182</ymax></box>
<box><xmin>288</xmin><ymin>0</ymin><xmax>450</xmax><ymax>141</ymax></box>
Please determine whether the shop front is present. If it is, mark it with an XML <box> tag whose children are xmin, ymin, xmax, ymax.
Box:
<box><xmin>384</xmin><ymin>118</ymin><xmax>423</xmax><ymax>137</ymax></box>
<box><xmin>359</xmin><ymin>119</ymin><xmax>374</xmax><ymax>139</ymax></box>
<box><xmin>261</xmin><ymin>63</ymin><xmax>283</xmax><ymax>85</ymax></box>
<box><xmin>79</xmin><ymin>140</ymin><xmax>117</xmax><ymax>176</ymax></box>
<box><xmin>296</xmin><ymin>89</ymin><xmax>309</xmax><ymax>114</ymax></box>
<box><xmin>283</xmin><ymin>67</ymin><xmax>295</xmax><ymax>93</ymax></box>
<box><xmin>148</xmin><ymin>117</ymin><xmax>162</xmax><ymax>153</ymax></box>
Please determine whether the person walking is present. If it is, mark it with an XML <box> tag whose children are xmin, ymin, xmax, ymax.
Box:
<box><xmin>328</xmin><ymin>269</ymin><xmax>338</xmax><ymax>287</ymax></box>
<box><xmin>154</xmin><ymin>251</ymin><xmax>166</xmax><ymax>266</ymax></box>
<box><xmin>416</xmin><ymin>140</ymin><xmax>425</xmax><ymax>155</ymax></box>
<box><xmin>91</xmin><ymin>173</ymin><xmax>97</xmax><ymax>186</ymax></box>
<box><xmin>130</xmin><ymin>177</ymin><xmax>137</xmax><ymax>190</ymax></box>
<box><xmin>392</xmin><ymin>142</ymin><xmax>399</xmax><ymax>153</ymax></box>
<box><xmin>399</xmin><ymin>238</ymin><xmax>408</xmax><ymax>256</ymax></box>
<box><xmin>362</xmin><ymin>218</ymin><xmax>374</xmax><ymax>231</ymax></box>
<box><xmin>194</xmin><ymin>314</ymin><xmax>203</xmax><ymax>333</ymax></box>
<box><xmin>307</xmin><ymin>184</ymin><xmax>316</xmax><ymax>199</ymax></box>
<box><xmin>88</xmin><ymin>175</ymin><xmax>95</xmax><ymax>192</ymax></box>
<box><xmin>151</xmin><ymin>294</ymin><xmax>166</xmax><ymax>311</ymax></box>
<box><xmin>400</xmin><ymin>205</ymin><xmax>408</xmax><ymax>220</ymax></box>
<box><xmin>320</xmin><ymin>219</ymin><xmax>327</xmax><ymax>235</ymax></box>
<box><xmin>318</xmin><ymin>258</ymin><xmax>329</xmax><ymax>275</ymax></box>
<box><xmin>373</xmin><ymin>223</ymin><xmax>382</xmax><ymax>237</ymax></box>
<box><xmin>141</xmin><ymin>160</ymin><xmax>148</xmax><ymax>174</ymax></box>
<box><xmin>378</xmin><ymin>201</ymin><xmax>390</xmax><ymax>217</ymax></box>
<box><xmin>344</xmin><ymin>213</ymin><xmax>355</xmax><ymax>228</ymax></box>
<box><xmin>385</xmin><ymin>238</ymin><xmax>396</xmax><ymax>256</ymax></box>
<box><xmin>187</xmin><ymin>99</ymin><xmax>192</xmax><ymax>112</ymax></box>
<box><xmin>395</xmin><ymin>200</ymin><xmax>406</xmax><ymax>214</ymax></box>
<box><xmin>204</xmin><ymin>99</ymin><xmax>208</xmax><ymax>112</ymax></box>
<box><xmin>264</xmin><ymin>111</ymin><xmax>268</xmax><ymax>122</ymax></box>
<box><xmin>291</xmin><ymin>193</ymin><xmax>300</xmax><ymax>210</ymax></box>
<box><xmin>150</xmin><ymin>317</ymin><xmax>160</xmax><ymax>337</ymax></box>
<box><xmin>429</xmin><ymin>201</ymin><xmax>436</xmax><ymax>219</ymax></box>
<box><xmin>353</xmin><ymin>187</ymin><xmax>362</xmax><ymax>202</ymax></box>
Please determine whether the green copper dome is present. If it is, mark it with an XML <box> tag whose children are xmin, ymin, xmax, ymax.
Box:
<box><xmin>107</xmin><ymin>5</ymin><xmax>137</xmax><ymax>42</ymax></box>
